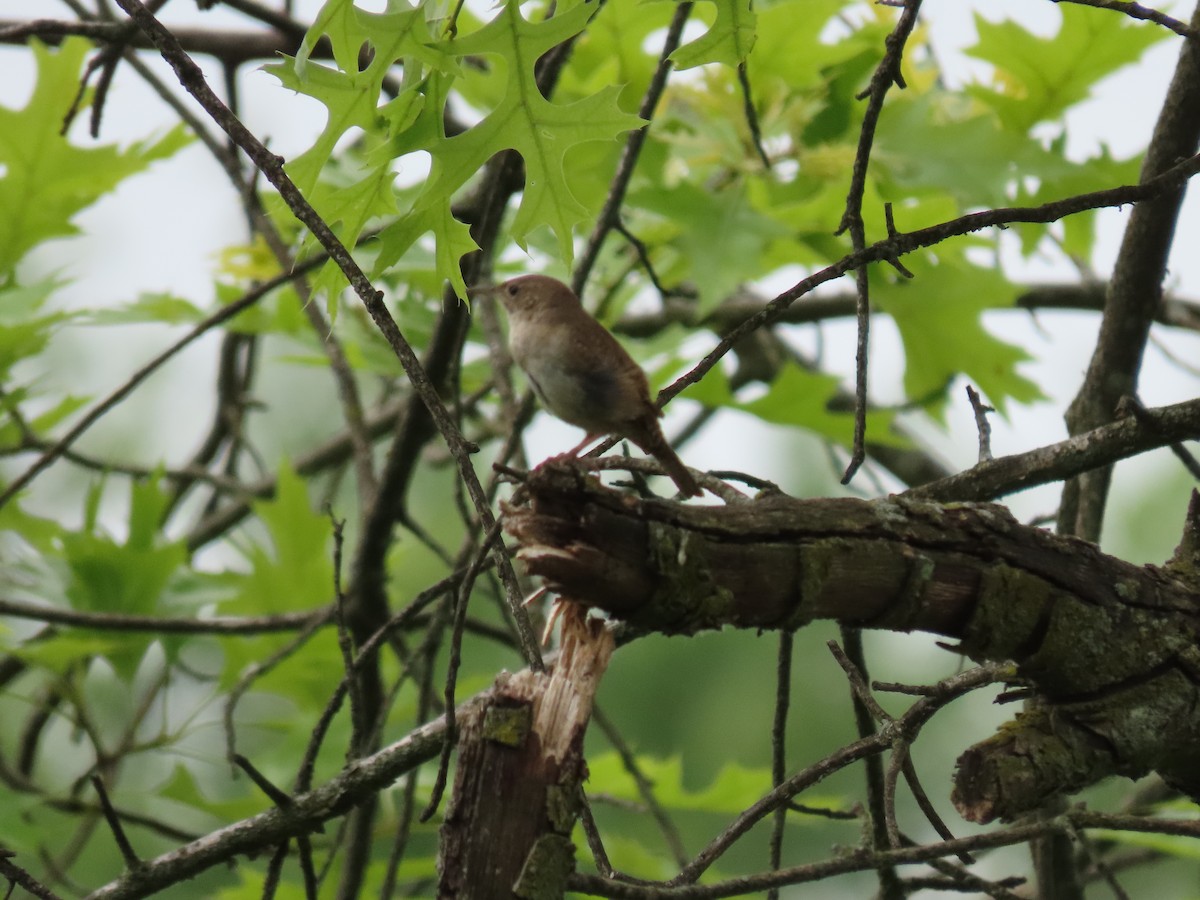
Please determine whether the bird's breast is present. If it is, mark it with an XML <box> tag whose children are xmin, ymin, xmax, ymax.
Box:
<box><xmin>522</xmin><ymin>355</ymin><xmax>621</xmax><ymax>433</ymax></box>
<box><xmin>507</xmin><ymin>313</ymin><xmax>652</xmax><ymax>436</ymax></box>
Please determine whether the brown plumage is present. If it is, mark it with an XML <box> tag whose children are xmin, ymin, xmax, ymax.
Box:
<box><xmin>478</xmin><ymin>274</ymin><xmax>701</xmax><ymax>497</ymax></box>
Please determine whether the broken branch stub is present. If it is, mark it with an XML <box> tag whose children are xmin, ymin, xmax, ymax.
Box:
<box><xmin>438</xmin><ymin>608</ymin><xmax>614</xmax><ymax>898</ymax></box>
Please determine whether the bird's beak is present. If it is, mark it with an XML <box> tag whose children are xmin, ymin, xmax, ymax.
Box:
<box><xmin>467</xmin><ymin>283</ymin><xmax>499</xmax><ymax>300</ymax></box>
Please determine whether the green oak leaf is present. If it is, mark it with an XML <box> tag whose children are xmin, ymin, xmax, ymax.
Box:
<box><xmin>264</xmin><ymin>0</ymin><xmax>451</xmax><ymax>302</ymax></box>
<box><xmin>232</xmin><ymin>461</ymin><xmax>334</xmax><ymax>614</ymax></box>
<box><xmin>670</xmin><ymin>0</ymin><xmax>756</xmax><ymax>70</ymax></box>
<box><xmin>966</xmin><ymin>5</ymin><xmax>1167</xmax><ymax>133</ymax></box>
<box><xmin>0</xmin><ymin>39</ymin><xmax>189</xmax><ymax>275</ymax></box>
<box><xmin>871</xmin><ymin>249</ymin><xmax>1046</xmax><ymax>418</ymax></box>
<box><xmin>417</xmin><ymin>0</ymin><xmax>645</xmax><ymax>268</ymax></box>
<box><xmin>687</xmin><ymin>364</ymin><xmax>908</xmax><ymax>449</ymax></box>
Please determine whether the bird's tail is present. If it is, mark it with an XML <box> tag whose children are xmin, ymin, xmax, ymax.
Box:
<box><xmin>635</xmin><ymin>419</ymin><xmax>701</xmax><ymax>498</ymax></box>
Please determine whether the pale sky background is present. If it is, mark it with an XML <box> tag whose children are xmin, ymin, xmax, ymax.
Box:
<box><xmin>0</xmin><ymin>0</ymin><xmax>1197</xmax><ymax>563</ymax></box>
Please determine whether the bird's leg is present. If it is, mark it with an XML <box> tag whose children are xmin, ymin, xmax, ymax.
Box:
<box><xmin>565</xmin><ymin>432</ymin><xmax>604</xmax><ymax>457</ymax></box>
<box><xmin>544</xmin><ymin>433</ymin><xmax>603</xmax><ymax>465</ymax></box>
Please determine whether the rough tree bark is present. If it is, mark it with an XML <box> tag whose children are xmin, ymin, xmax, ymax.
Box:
<box><xmin>438</xmin><ymin>611</ymin><xmax>614</xmax><ymax>899</ymax></box>
<box><xmin>501</xmin><ymin>463</ymin><xmax>1200</xmax><ymax>825</ymax></box>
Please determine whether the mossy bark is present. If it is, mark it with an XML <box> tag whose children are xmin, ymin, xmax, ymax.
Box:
<box><xmin>438</xmin><ymin>610</ymin><xmax>613</xmax><ymax>898</ymax></box>
<box><xmin>503</xmin><ymin>464</ymin><xmax>1200</xmax><ymax>822</ymax></box>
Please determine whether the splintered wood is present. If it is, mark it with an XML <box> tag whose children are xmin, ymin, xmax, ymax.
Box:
<box><xmin>437</xmin><ymin>607</ymin><xmax>614</xmax><ymax>899</ymax></box>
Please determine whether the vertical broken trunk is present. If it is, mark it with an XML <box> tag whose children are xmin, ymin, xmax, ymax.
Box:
<box><xmin>437</xmin><ymin>611</ymin><xmax>614</xmax><ymax>899</ymax></box>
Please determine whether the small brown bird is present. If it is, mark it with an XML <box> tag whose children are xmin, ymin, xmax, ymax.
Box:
<box><xmin>476</xmin><ymin>274</ymin><xmax>701</xmax><ymax>497</ymax></box>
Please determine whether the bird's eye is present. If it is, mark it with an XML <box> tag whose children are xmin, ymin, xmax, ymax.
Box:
<box><xmin>505</xmin><ymin>284</ymin><xmax>519</xmax><ymax>296</ymax></box>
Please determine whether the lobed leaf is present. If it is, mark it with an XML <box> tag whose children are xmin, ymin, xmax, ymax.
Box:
<box><xmin>0</xmin><ymin>39</ymin><xmax>189</xmax><ymax>275</ymax></box>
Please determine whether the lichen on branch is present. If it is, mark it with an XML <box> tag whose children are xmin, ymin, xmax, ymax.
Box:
<box><xmin>503</xmin><ymin>463</ymin><xmax>1200</xmax><ymax>821</ymax></box>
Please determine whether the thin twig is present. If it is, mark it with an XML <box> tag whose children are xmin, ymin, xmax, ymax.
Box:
<box><xmin>882</xmin><ymin>741</ymin><xmax>907</xmax><ymax>849</ymax></box>
<box><xmin>91</xmin><ymin>776</ymin><xmax>141</xmax><ymax>870</ymax></box>
<box><xmin>112</xmin><ymin>0</ymin><xmax>544</xmax><ymax>672</ymax></box>
<box><xmin>0</xmin><ymin>267</ymin><xmax>296</xmax><ymax>510</ymax></box>
<box><xmin>1070</xmin><ymin>823</ymin><xmax>1132</xmax><ymax>900</ymax></box>
<box><xmin>0</xmin><ymin>854</ymin><xmax>63</xmax><ymax>900</ymax></box>
<box><xmin>258</xmin><ymin>228</ymin><xmax>379</xmax><ymax>509</ymax></box>
<box><xmin>765</xmin><ymin>632</ymin><xmax>793</xmax><ymax>900</ymax></box>
<box><xmin>584</xmin><ymin>816</ymin><xmax>1033</xmax><ymax>895</ymax></box>
<box><xmin>593</xmin><ymin>706</ymin><xmax>690</xmax><ymax>869</ymax></box>
<box><xmin>833</xmin><ymin>632</ymin><xmax>903</xmax><ymax>899</ymax></box>
<box><xmin>185</xmin><ymin>395</ymin><xmax>407</xmax><ymax>550</ymax></box>
<box><xmin>223</xmin><ymin>610</ymin><xmax>333</xmax><ymax>765</ymax></box>
<box><xmin>1119</xmin><ymin>394</ymin><xmax>1200</xmax><ymax>478</ymax></box>
<box><xmin>0</xmin><ymin>597</ymin><xmax>330</xmax><ymax>635</ymax></box>
<box><xmin>329</xmin><ymin>516</ymin><xmax>366</xmax><ymax>755</ymax></box>
<box><xmin>261</xmin><ymin>840</ymin><xmax>288</xmax><ymax>900</ymax></box>
<box><xmin>966</xmin><ymin>385</ymin><xmax>995</xmax><ymax>463</ymax></box>
<box><xmin>295</xmin><ymin>832</ymin><xmax>318</xmax><ymax>900</ymax></box>
<box><xmin>572</xmin><ymin>1</ymin><xmax>694</xmax><ymax>293</ymax></box>
<box><xmin>837</xmin><ymin>0</ymin><xmax>923</xmax><ymax>485</ymax></box>
<box><xmin>900</xmin><ymin>755</ymin><xmax>972</xmax><ymax>864</ymax></box>
<box><xmin>579</xmin><ymin>792</ymin><xmax>616</xmax><ymax>878</ymax></box>
<box><xmin>234</xmin><ymin>755</ymin><xmax>293</xmax><ymax>808</ymax></box>
<box><xmin>1050</xmin><ymin>0</ymin><xmax>1194</xmax><ymax>35</ymax></box>
<box><xmin>614</xmin><ymin>220</ymin><xmax>671</xmax><ymax>297</ymax></box>
<box><xmin>908</xmin><ymin>395</ymin><xmax>1200</xmax><ymax>502</ymax></box>
<box><xmin>0</xmin><ymin>17</ymin><xmax>324</xmax><ymax>65</ymax></box>
<box><xmin>785</xmin><ymin>800</ymin><xmax>859</xmax><ymax>820</ymax></box>
<box><xmin>827</xmin><ymin>639</ymin><xmax>893</xmax><ymax>725</ymax></box>
<box><xmin>292</xmin><ymin>579</ymin><xmax>455</xmax><ymax>793</ymax></box>
<box><xmin>420</xmin><ymin>520</ymin><xmax>505</xmax><ymax>821</ymax></box>
<box><xmin>378</xmin><ymin>763</ymin><xmax>423</xmax><ymax>896</ymax></box>
<box><xmin>668</xmin><ymin>664</ymin><xmax>1002</xmax><ymax>885</ymax></box>
<box><xmin>613</xmin><ymin>283</ymin><xmax>1200</xmax><ymax>338</ymax></box>
<box><xmin>662</xmin><ymin>150</ymin><xmax>1200</xmax><ymax>418</ymax></box>
<box><xmin>736</xmin><ymin>60</ymin><xmax>771</xmax><ymax>169</ymax></box>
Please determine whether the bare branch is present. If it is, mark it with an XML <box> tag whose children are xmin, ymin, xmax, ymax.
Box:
<box><xmin>110</xmin><ymin>0</ymin><xmax>544</xmax><ymax>672</ymax></box>
<box><xmin>1049</xmin><ymin>0</ymin><xmax>1194</xmax><ymax>36</ymax></box>
<box><xmin>1058</xmin><ymin>0</ymin><xmax>1200</xmax><ymax>540</ymax></box>
<box><xmin>0</xmin><ymin>597</ymin><xmax>329</xmax><ymax>634</ymax></box>
<box><xmin>0</xmin><ymin>18</ymin><xmax>318</xmax><ymax>66</ymax></box>
<box><xmin>86</xmin><ymin>714</ymin><xmax>451</xmax><ymax>900</ymax></box>
<box><xmin>965</xmin><ymin>385</ymin><xmax>995</xmax><ymax>464</ymax></box>
<box><xmin>663</xmin><ymin>151</ymin><xmax>1200</xmax><ymax>407</ymax></box>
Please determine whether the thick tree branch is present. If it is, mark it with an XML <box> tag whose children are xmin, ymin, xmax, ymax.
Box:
<box><xmin>909</xmin><ymin>396</ymin><xmax>1200</xmax><ymax>502</ymax></box>
<box><xmin>438</xmin><ymin>612</ymin><xmax>614</xmax><ymax>899</ymax></box>
<box><xmin>504</xmin><ymin>465</ymin><xmax>1200</xmax><ymax>820</ymax></box>
<box><xmin>1058</xmin><ymin>0</ymin><xmax>1200</xmax><ymax>540</ymax></box>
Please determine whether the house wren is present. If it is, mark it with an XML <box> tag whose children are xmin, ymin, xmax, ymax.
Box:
<box><xmin>477</xmin><ymin>274</ymin><xmax>702</xmax><ymax>498</ymax></box>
